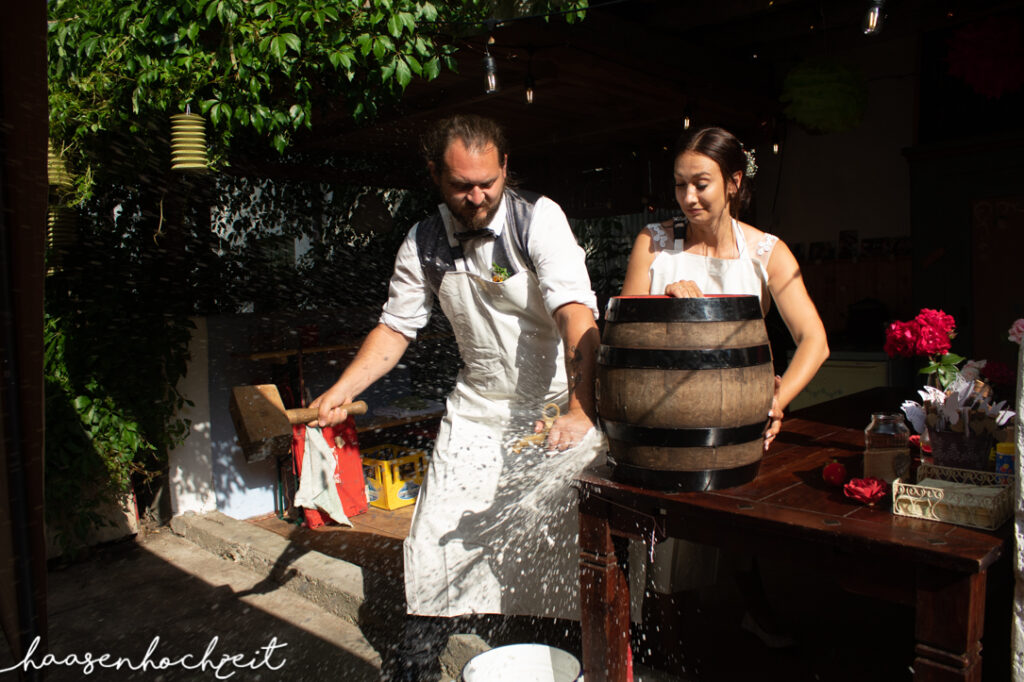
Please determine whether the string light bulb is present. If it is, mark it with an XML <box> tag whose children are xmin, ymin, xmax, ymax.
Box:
<box><xmin>525</xmin><ymin>50</ymin><xmax>535</xmax><ymax>104</ymax></box>
<box><xmin>683</xmin><ymin>105</ymin><xmax>692</xmax><ymax>130</ymax></box>
<box><xmin>863</xmin><ymin>0</ymin><xmax>884</xmax><ymax>35</ymax></box>
<box><xmin>483</xmin><ymin>51</ymin><xmax>499</xmax><ymax>94</ymax></box>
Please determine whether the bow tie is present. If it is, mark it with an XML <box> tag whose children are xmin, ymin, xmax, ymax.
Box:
<box><xmin>453</xmin><ymin>228</ymin><xmax>497</xmax><ymax>242</ymax></box>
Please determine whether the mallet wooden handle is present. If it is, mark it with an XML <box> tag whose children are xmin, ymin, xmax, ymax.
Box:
<box><xmin>285</xmin><ymin>401</ymin><xmax>368</xmax><ymax>424</ymax></box>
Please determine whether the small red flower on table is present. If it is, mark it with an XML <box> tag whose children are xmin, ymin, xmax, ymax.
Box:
<box><xmin>844</xmin><ymin>477</ymin><xmax>889</xmax><ymax>506</ymax></box>
<box><xmin>822</xmin><ymin>460</ymin><xmax>847</xmax><ymax>487</ymax></box>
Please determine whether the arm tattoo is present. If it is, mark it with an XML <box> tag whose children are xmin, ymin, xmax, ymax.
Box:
<box><xmin>567</xmin><ymin>344</ymin><xmax>583</xmax><ymax>393</ymax></box>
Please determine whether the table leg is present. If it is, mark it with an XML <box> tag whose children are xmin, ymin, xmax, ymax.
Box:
<box><xmin>914</xmin><ymin>567</ymin><xmax>986</xmax><ymax>682</ymax></box>
<box><xmin>579</xmin><ymin>494</ymin><xmax>631</xmax><ymax>682</ymax></box>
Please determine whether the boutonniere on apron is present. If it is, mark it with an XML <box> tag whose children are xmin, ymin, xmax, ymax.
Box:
<box><xmin>511</xmin><ymin>402</ymin><xmax>561</xmax><ymax>453</ymax></box>
<box><xmin>491</xmin><ymin>262</ymin><xmax>511</xmax><ymax>282</ymax></box>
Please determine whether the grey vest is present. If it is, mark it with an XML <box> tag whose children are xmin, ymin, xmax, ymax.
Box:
<box><xmin>415</xmin><ymin>188</ymin><xmax>540</xmax><ymax>297</ymax></box>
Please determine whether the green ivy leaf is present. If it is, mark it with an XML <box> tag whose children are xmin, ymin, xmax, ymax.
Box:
<box><xmin>271</xmin><ymin>35</ymin><xmax>286</xmax><ymax>59</ymax></box>
<box><xmin>395</xmin><ymin>57</ymin><xmax>411</xmax><ymax>88</ymax></box>
<box><xmin>282</xmin><ymin>32</ymin><xmax>301</xmax><ymax>54</ymax></box>
<box><xmin>381</xmin><ymin>57</ymin><xmax>397</xmax><ymax>82</ymax></box>
<box><xmin>405</xmin><ymin>53</ymin><xmax>421</xmax><ymax>76</ymax></box>
<box><xmin>272</xmin><ymin>132</ymin><xmax>288</xmax><ymax>153</ymax></box>
<box><xmin>356</xmin><ymin>33</ymin><xmax>372</xmax><ymax>56</ymax></box>
<box><xmin>387</xmin><ymin>15</ymin><xmax>401</xmax><ymax>38</ymax></box>
<box><xmin>423</xmin><ymin>56</ymin><xmax>440</xmax><ymax>79</ymax></box>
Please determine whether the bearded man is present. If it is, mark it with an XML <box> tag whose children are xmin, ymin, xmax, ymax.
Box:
<box><xmin>312</xmin><ymin>114</ymin><xmax>605</xmax><ymax>680</ymax></box>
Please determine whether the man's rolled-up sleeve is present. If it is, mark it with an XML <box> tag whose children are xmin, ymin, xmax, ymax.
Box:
<box><xmin>379</xmin><ymin>225</ymin><xmax>433</xmax><ymax>339</ymax></box>
<box><xmin>528</xmin><ymin>198</ymin><xmax>599</xmax><ymax>319</ymax></box>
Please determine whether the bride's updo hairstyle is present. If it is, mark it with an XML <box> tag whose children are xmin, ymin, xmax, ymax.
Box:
<box><xmin>675</xmin><ymin>126</ymin><xmax>752</xmax><ymax>218</ymax></box>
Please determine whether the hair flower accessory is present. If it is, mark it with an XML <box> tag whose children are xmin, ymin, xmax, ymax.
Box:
<box><xmin>743</xmin><ymin>148</ymin><xmax>758</xmax><ymax>179</ymax></box>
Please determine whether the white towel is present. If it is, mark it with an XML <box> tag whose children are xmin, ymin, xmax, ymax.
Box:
<box><xmin>293</xmin><ymin>426</ymin><xmax>351</xmax><ymax>526</ymax></box>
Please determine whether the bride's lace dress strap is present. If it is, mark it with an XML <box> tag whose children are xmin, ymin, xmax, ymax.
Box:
<box><xmin>647</xmin><ymin>222</ymin><xmax>671</xmax><ymax>250</ymax></box>
<box><xmin>755</xmin><ymin>232</ymin><xmax>779</xmax><ymax>257</ymax></box>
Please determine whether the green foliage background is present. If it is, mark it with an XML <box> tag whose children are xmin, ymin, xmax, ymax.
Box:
<box><xmin>48</xmin><ymin>0</ymin><xmax>588</xmax><ymax>199</ymax></box>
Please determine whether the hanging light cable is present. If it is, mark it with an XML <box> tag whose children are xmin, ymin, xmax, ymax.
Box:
<box><xmin>863</xmin><ymin>0</ymin><xmax>884</xmax><ymax>35</ymax></box>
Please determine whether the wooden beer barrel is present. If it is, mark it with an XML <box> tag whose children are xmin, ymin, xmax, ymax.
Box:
<box><xmin>596</xmin><ymin>295</ymin><xmax>774</xmax><ymax>491</ymax></box>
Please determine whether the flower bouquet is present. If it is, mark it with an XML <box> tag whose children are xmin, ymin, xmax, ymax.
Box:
<box><xmin>884</xmin><ymin>308</ymin><xmax>960</xmax><ymax>388</ymax></box>
<box><xmin>887</xmin><ymin>310</ymin><xmax>1016</xmax><ymax>470</ymax></box>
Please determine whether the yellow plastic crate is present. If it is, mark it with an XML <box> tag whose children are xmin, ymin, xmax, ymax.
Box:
<box><xmin>362</xmin><ymin>444</ymin><xmax>428</xmax><ymax>510</ymax></box>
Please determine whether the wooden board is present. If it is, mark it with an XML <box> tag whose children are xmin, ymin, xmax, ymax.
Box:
<box><xmin>228</xmin><ymin>384</ymin><xmax>291</xmax><ymax>463</ymax></box>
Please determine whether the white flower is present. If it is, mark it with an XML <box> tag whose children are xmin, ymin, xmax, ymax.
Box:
<box><xmin>917</xmin><ymin>386</ymin><xmax>945</xmax><ymax>404</ymax></box>
<box><xmin>940</xmin><ymin>391</ymin><xmax>961</xmax><ymax>425</ymax></box>
<box><xmin>978</xmin><ymin>399</ymin><xmax>1016</xmax><ymax>426</ymax></box>
<box><xmin>959</xmin><ymin>359</ymin><xmax>987</xmax><ymax>383</ymax></box>
<box><xmin>901</xmin><ymin>400</ymin><xmax>927</xmax><ymax>434</ymax></box>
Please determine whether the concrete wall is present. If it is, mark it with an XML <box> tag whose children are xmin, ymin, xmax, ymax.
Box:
<box><xmin>168</xmin><ymin>318</ymin><xmax>217</xmax><ymax>516</ymax></box>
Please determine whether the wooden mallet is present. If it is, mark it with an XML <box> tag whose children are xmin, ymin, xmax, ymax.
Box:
<box><xmin>229</xmin><ymin>384</ymin><xmax>367</xmax><ymax>463</ymax></box>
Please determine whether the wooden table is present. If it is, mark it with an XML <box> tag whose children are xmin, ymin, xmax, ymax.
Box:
<box><xmin>577</xmin><ymin>388</ymin><xmax>1009</xmax><ymax>682</ymax></box>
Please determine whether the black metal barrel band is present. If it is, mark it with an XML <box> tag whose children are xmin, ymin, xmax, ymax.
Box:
<box><xmin>597</xmin><ymin>344</ymin><xmax>771</xmax><ymax>370</ymax></box>
<box><xmin>605</xmin><ymin>295</ymin><xmax>762</xmax><ymax>323</ymax></box>
<box><xmin>611</xmin><ymin>460</ymin><xmax>761</xmax><ymax>492</ymax></box>
<box><xmin>601</xmin><ymin>419</ymin><xmax>766</xmax><ymax>447</ymax></box>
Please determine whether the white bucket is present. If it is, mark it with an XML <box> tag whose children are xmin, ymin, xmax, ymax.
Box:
<box><xmin>462</xmin><ymin>644</ymin><xmax>583</xmax><ymax>682</ymax></box>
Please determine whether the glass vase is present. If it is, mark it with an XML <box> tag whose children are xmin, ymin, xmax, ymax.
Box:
<box><xmin>864</xmin><ymin>413</ymin><xmax>910</xmax><ymax>483</ymax></box>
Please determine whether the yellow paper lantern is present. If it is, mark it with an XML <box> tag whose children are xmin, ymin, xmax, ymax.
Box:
<box><xmin>170</xmin><ymin>113</ymin><xmax>209</xmax><ymax>172</ymax></box>
<box><xmin>45</xmin><ymin>207</ymin><xmax>78</xmax><ymax>275</ymax></box>
<box><xmin>47</xmin><ymin>142</ymin><xmax>73</xmax><ymax>188</ymax></box>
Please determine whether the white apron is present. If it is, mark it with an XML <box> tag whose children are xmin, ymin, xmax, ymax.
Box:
<box><xmin>404</xmin><ymin>237</ymin><xmax>604</xmax><ymax>620</ymax></box>
<box><xmin>649</xmin><ymin>218</ymin><xmax>771</xmax><ymax>316</ymax></box>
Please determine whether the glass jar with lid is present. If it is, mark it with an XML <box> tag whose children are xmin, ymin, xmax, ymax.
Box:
<box><xmin>864</xmin><ymin>413</ymin><xmax>911</xmax><ymax>483</ymax></box>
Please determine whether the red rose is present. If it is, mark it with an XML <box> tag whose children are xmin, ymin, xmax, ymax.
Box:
<box><xmin>914</xmin><ymin>322</ymin><xmax>952</xmax><ymax>356</ymax></box>
<box><xmin>884</xmin><ymin>320</ymin><xmax>919</xmax><ymax>358</ymax></box>
<box><xmin>915</xmin><ymin>308</ymin><xmax>956</xmax><ymax>337</ymax></box>
<box><xmin>843</xmin><ymin>477</ymin><xmax>889</xmax><ymax>505</ymax></box>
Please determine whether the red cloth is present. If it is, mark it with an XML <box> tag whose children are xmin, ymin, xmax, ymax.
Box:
<box><xmin>291</xmin><ymin>418</ymin><xmax>368</xmax><ymax>528</ymax></box>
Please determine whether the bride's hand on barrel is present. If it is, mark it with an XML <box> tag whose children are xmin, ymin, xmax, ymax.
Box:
<box><xmin>764</xmin><ymin>375</ymin><xmax>783</xmax><ymax>450</ymax></box>
<box><xmin>536</xmin><ymin>409</ymin><xmax>593</xmax><ymax>453</ymax></box>
<box><xmin>664</xmin><ymin>279</ymin><xmax>704</xmax><ymax>298</ymax></box>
